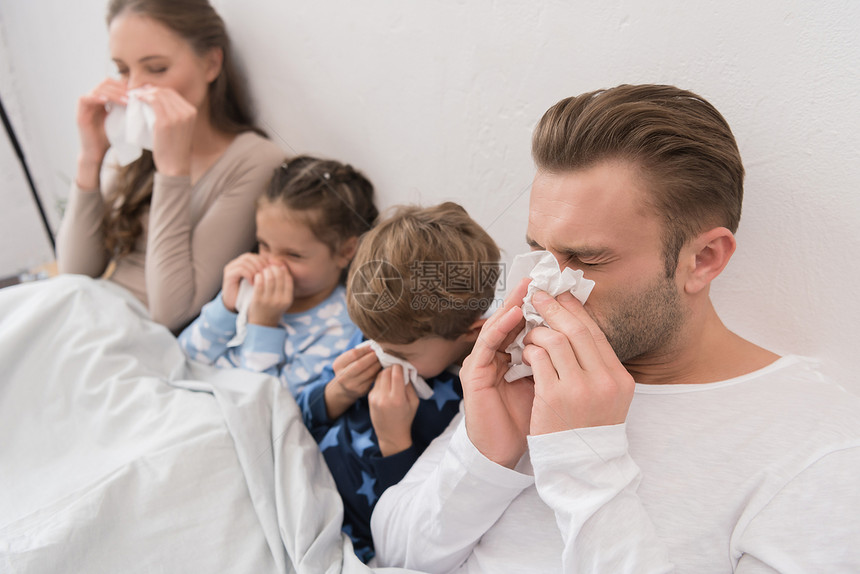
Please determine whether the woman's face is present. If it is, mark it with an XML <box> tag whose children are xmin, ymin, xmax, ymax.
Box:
<box><xmin>108</xmin><ymin>11</ymin><xmax>220</xmax><ymax>109</ymax></box>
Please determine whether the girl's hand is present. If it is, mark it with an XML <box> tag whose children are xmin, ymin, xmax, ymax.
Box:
<box><xmin>221</xmin><ymin>253</ymin><xmax>268</xmax><ymax>312</ymax></box>
<box><xmin>247</xmin><ymin>264</ymin><xmax>294</xmax><ymax>327</ymax></box>
<box><xmin>323</xmin><ymin>345</ymin><xmax>383</xmax><ymax>419</ymax></box>
<box><xmin>369</xmin><ymin>365</ymin><xmax>420</xmax><ymax>457</ymax></box>
<box><xmin>135</xmin><ymin>86</ymin><xmax>197</xmax><ymax>177</ymax></box>
<box><xmin>76</xmin><ymin>78</ymin><xmax>128</xmax><ymax>189</ymax></box>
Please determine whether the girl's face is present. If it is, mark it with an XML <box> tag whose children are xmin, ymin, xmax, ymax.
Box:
<box><xmin>255</xmin><ymin>201</ymin><xmax>354</xmax><ymax>311</ymax></box>
<box><xmin>108</xmin><ymin>11</ymin><xmax>221</xmax><ymax>109</ymax></box>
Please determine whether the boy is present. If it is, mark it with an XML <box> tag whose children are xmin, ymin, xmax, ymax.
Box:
<box><xmin>297</xmin><ymin>202</ymin><xmax>500</xmax><ymax>562</ymax></box>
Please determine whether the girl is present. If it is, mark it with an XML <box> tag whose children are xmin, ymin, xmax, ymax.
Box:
<box><xmin>56</xmin><ymin>0</ymin><xmax>285</xmax><ymax>332</ymax></box>
<box><xmin>179</xmin><ymin>156</ymin><xmax>379</xmax><ymax>396</ymax></box>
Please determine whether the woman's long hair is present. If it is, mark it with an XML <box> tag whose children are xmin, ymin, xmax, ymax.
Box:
<box><xmin>102</xmin><ymin>0</ymin><xmax>262</xmax><ymax>258</ymax></box>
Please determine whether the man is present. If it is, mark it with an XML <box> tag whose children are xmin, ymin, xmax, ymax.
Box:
<box><xmin>370</xmin><ymin>84</ymin><xmax>860</xmax><ymax>572</ymax></box>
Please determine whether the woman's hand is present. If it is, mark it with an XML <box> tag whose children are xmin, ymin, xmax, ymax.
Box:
<box><xmin>369</xmin><ymin>365</ymin><xmax>420</xmax><ymax>457</ymax></box>
<box><xmin>75</xmin><ymin>78</ymin><xmax>128</xmax><ymax>189</ymax></box>
<box><xmin>135</xmin><ymin>86</ymin><xmax>197</xmax><ymax>177</ymax></box>
<box><xmin>247</xmin><ymin>264</ymin><xmax>295</xmax><ymax>327</ymax></box>
<box><xmin>221</xmin><ymin>253</ymin><xmax>268</xmax><ymax>312</ymax></box>
<box><xmin>323</xmin><ymin>345</ymin><xmax>383</xmax><ymax>419</ymax></box>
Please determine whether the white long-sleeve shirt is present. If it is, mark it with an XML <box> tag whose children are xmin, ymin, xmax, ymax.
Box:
<box><xmin>371</xmin><ymin>355</ymin><xmax>860</xmax><ymax>573</ymax></box>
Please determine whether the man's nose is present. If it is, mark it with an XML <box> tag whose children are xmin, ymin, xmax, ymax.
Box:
<box><xmin>547</xmin><ymin>249</ymin><xmax>566</xmax><ymax>269</ymax></box>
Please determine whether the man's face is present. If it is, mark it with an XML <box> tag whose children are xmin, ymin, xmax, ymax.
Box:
<box><xmin>526</xmin><ymin>160</ymin><xmax>686</xmax><ymax>363</ymax></box>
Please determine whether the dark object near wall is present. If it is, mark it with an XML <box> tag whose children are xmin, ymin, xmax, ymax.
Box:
<box><xmin>0</xmin><ymin>94</ymin><xmax>55</xmax><ymax>251</ymax></box>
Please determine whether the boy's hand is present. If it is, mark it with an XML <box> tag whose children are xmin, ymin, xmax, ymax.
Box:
<box><xmin>221</xmin><ymin>253</ymin><xmax>267</xmax><ymax>312</ymax></box>
<box><xmin>460</xmin><ymin>278</ymin><xmax>535</xmax><ymax>469</ymax></box>
<box><xmin>323</xmin><ymin>345</ymin><xmax>382</xmax><ymax>419</ymax></box>
<box><xmin>248</xmin><ymin>264</ymin><xmax>294</xmax><ymax>327</ymax></box>
<box><xmin>369</xmin><ymin>365</ymin><xmax>420</xmax><ymax>457</ymax></box>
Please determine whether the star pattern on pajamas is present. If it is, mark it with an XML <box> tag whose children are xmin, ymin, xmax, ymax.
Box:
<box><xmin>319</xmin><ymin>424</ymin><xmax>341</xmax><ymax>452</ymax></box>
<box><xmin>356</xmin><ymin>471</ymin><xmax>377</xmax><ymax>506</ymax></box>
<box><xmin>430</xmin><ymin>378</ymin><xmax>461</xmax><ymax>411</ymax></box>
<box><xmin>296</xmin><ymin>335</ymin><xmax>464</xmax><ymax>565</ymax></box>
<box><xmin>350</xmin><ymin>427</ymin><xmax>375</xmax><ymax>457</ymax></box>
<box><xmin>342</xmin><ymin>523</ymin><xmax>357</xmax><ymax>543</ymax></box>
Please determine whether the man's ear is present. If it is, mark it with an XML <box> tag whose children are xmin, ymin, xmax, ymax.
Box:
<box><xmin>680</xmin><ymin>227</ymin><xmax>736</xmax><ymax>294</ymax></box>
<box><xmin>205</xmin><ymin>47</ymin><xmax>224</xmax><ymax>83</ymax></box>
<box><xmin>459</xmin><ymin>317</ymin><xmax>488</xmax><ymax>343</ymax></box>
<box><xmin>336</xmin><ymin>236</ymin><xmax>359</xmax><ymax>268</ymax></box>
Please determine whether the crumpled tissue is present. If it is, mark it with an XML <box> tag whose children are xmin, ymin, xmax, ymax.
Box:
<box><xmin>227</xmin><ymin>278</ymin><xmax>255</xmax><ymax>347</ymax></box>
<box><xmin>104</xmin><ymin>88</ymin><xmax>156</xmax><ymax>166</ymax></box>
<box><xmin>357</xmin><ymin>340</ymin><xmax>435</xmax><ymax>400</ymax></box>
<box><xmin>504</xmin><ymin>251</ymin><xmax>596</xmax><ymax>382</ymax></box>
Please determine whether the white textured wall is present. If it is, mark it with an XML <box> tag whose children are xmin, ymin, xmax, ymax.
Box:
<box><xmin>1</xmin><ymin>0</ymin><xmax>858</xmax><ymax>392</ymax></box>
<box><xmin>0</xmin><ymin>125</ymin><xmax>53</xmax><ymax>275</ymax></box>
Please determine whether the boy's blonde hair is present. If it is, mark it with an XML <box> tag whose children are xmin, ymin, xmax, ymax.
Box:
<box><xmin>347</xmin><ymin>202</ymin><xmax>500</xmax><ymax>344</ymax></box>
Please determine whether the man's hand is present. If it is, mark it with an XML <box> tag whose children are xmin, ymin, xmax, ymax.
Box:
<box><xmin>523</xmin><ymin>290</ymin><xmax>635</xmax><ymax>435</ymax></box>
<box><xmin>460</xmin><ymin>278</ymin><xmax>535</xmax><ymax>469</ymax></box>
<box><xmin>323</xmin><ymin>345</ymin><xmax>382</xmax><ymax>419</ymax></box>
<box><xmin>369</xmin><ymin>365</ymin><xmax>420</xmax><ymax>457</ymax></box>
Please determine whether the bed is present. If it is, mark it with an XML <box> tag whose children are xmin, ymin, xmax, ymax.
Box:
<box><xmin>0</xmin><ymin>274</ymin><xmax>416</xmax><ymax>573</ymax></box>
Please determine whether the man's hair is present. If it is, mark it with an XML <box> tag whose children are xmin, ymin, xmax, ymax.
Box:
<box><xmin>532</xmin><ymin>84</ymin><xmax>745</xmax><ymax>276</ymax></box>
<box><xmin>347</xmin><ymin>202</ymin><xmax>500</xmax><ymax>344</ymax></box>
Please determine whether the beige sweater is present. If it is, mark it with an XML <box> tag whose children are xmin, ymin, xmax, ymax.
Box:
<box><xmin>57</xmin><ymin>131</ymin><xmax>285</xmax><ymax>332</ymax></box>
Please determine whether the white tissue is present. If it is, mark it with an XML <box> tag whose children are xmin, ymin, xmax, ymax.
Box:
<box><xmin>104</xmin><ymin>88</ymin><xmax>156</xmax><ymax>166</ymax></box>
<box><xmin>227</xmin><ymin>279</ymin><xmax>255</xmax><ymax>347</ymax></box>
<box><xmin>504</xmin><ymin>251</ymin><xmax>596</xmax><ymax>382</ymax></box>
<box><xmin>357</xmin><ymin>340</ymin><xmax>435</xmax><ymax>400</ymax></box>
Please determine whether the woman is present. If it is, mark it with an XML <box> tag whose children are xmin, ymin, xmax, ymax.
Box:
<box><xmin>57</xmin><ymin>0</ymin><xmax>285</xmax><ymax>332</ymax></box>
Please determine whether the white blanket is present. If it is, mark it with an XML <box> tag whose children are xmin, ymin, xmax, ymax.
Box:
<box><xmin>0</xmin><ymin>275</ymin><xmax>417</xmax><ymax>573</ymax></box>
